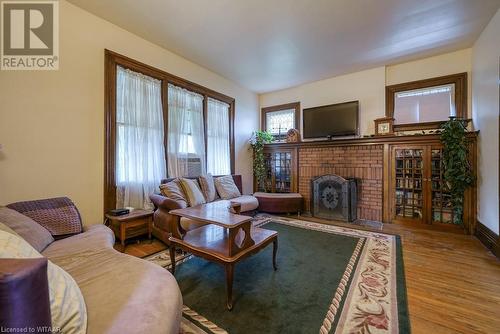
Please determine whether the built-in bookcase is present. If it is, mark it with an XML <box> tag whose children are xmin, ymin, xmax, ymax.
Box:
<box><xmin>391</xmin><ymin>144</ymin><xmax>457</xmax><ymax>225</ymax></box>
<box><xmin>394</xmin><ymin>148</ymin><xmax>424</xmax><ymax>221</ymax></box>
<box><xmin>430</xmin><ymin>148</ymin><xmax>454</xmax><ymax>224</ymax></box>
<box><xmin>257</xmin><ymin>146</ymin><xmax>298</xmax><ymax>193</ymax></box>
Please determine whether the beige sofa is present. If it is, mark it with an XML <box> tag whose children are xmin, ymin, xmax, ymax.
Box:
<box><xmin>1</xmin><ymin>201</ymin><xmax>182</xmax><ymax>334</ymax></box>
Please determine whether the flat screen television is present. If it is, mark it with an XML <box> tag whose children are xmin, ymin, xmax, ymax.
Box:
<box><xmin>303</xmin><ymin>101</ymin><xmax>359</xmax><ymax>139</ymax></box>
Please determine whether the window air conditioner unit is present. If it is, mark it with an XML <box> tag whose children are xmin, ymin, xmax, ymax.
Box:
<box><xmin>186</xmin><ymin>155</ymin><xmax>202</xmax><ymax>177</ymax></box>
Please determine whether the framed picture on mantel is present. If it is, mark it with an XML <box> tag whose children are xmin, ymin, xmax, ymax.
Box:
<box><xmin>374</xmin><ymin>117</ymin><xmax>394</xmax><ymax>136</ymax></box>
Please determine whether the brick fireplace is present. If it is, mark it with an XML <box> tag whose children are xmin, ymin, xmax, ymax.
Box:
<box><xmin>299</xmin><ymin>145</ymin><xmax>383</xmax><ymax>221</ymax></box>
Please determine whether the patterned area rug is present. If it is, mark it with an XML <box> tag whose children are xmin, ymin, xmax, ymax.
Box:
<box><xmin>146</xmin><ymin>217</ymin><xmax>409</xmax><ymax>334</ymax></box>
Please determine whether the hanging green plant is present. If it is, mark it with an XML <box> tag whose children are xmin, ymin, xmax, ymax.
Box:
<box><xmin>249</xmin><ymin>131</ymin><xmax>274</xmax><ymax>192</ymax></box>
<box><xmin>440</xmin><ymin>117</ymin><xmax>475</xmax><ymax>225</ymax></box>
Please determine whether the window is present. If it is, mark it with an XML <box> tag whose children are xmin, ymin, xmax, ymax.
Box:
<box><xmin>394</xmin><ymin>84</ymin><xmax>455</xmax><ymax>124</ymax></box>
<box><xmin>261</xmin><ymin>102</ymin><xmax>300</xmax><ymax>140</ymax></box>
<box><xmin>386</xmin><ymin>73</ymin><xmax>467</xmax><ymax>131</ymax></box>
<box><xmin>266</xmin><ymin>109</ymin><xmax>295</xmax><ymax>135</ymax></box>
<box><xmin>167</xmin><ymin>85</ymin><xmax>231</xmax><ymax>177</ymax></box>
<box><xmin>207</xmin><ymin>97</ymin><xmax>231</xmax><ymax>175</ymax></box>
<box><xmin>104</xmin><ymin>50</ymin><xmax>235</xmax><ymax>213</ymax></box>
<box><xmin>115</xmin><ymin>66</ymin><xmax>166</xmax><ymax>209</ymax></box>
<box><xmin>167</xmin><ymin>84</ymin><xmax>206</xmax><ymax>177</ymax></box>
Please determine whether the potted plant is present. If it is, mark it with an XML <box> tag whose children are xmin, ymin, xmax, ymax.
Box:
<box><xmin>440</xmin><ymin>117</ymin><xmax>475</xmax><ymax>225</ymax></box>
<box><xmin>249</xmin><ymin>131</ymin><xmax>274</xmax><ymax>192</ymax></box>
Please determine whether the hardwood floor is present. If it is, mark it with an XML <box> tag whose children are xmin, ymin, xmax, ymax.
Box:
<box><xmin>114</xmin><ymin>238</ymin><xmax>166</xmax><ymax>257</ymax></box>
<box><xmin>119</xmin><ymin>216</ymin><xmax>500</xmax><ymax>334</ymax></box>
<box><xmin>399</xmin><ymin>229</ymin><xmax>500</xmax><ymax>334</ymax></box>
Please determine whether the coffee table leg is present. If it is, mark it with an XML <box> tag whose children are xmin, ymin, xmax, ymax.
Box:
<box><xmin>169</xmin><ymin>245</ymin><xmax>176</xmax><ymax>274</ymax></box>
<box><xmin>273</xmin><ymin>238</ymin><xmax>278</xmax><ymax>271</ymax></box>
<box><xmin>225</xmin><ymin>263</ymin><xmax>234</xmax><ymax>311</ymax></box>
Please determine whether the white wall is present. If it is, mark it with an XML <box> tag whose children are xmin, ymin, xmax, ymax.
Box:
<box><xmin>259</xmin><ymin>67</ymin><xmax>386</xmax><ymax>136</ymax></box>
<box><xmin>472</xmin><ymin>9</ymin><xmax>500</xmax><ymax>234</ymax></box>
<box><xmin>0</xmin><ymin>0</ymin><xmax>259</xmax><ymax>225</ymax></box>
<box><xmin>386</xmin><ymin>49</ymin><xmax>472</xmax><ymax>118</ymax></box>
<box><xmin>259</xmin><ymin>50</ymin><xmax>473</xmax><ymax>137</ymax></box>
<box><xmin>386</xmin><ymin>49</ymin><xmax>472</xmax><ymax>84</ymax></box>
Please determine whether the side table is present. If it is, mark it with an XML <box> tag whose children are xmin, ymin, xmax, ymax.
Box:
<box><xmin>105</xmin><ymin>209</ymin><xmax>153</xmax><ymax>251</ymax></box>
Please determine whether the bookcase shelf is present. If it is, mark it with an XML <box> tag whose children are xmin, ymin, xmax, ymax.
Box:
<box><xmin>390</xmin><ymin>143</ymin><xmax>475</xmax><ymax>227</ymax></box>
<box><xmin>257</xmin><ymin>147</ymin><xmax>298</xmax><ymax>193</ymax></box>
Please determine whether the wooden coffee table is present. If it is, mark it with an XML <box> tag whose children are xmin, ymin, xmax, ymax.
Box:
<box><xmin>169</xmin><ymin>200</ymin><xmax>278</xmax><ymax>310</ymax></box>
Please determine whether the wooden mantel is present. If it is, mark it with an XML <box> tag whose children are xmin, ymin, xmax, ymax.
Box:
<box><xmin>264</xmin><ymin>132</ymin><xmax>478</xmax><ymax>148</ymax></box>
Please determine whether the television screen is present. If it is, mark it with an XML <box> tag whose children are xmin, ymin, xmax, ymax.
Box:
<box><xmin>303</xmin><ymin>101</ymin><xmax>359</xmax><ymax>139</ymax></box>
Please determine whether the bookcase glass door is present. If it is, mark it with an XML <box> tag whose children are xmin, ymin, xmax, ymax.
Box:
<box><xmin>259</xmin><ymin>151</ymin><xmax>293</xmax><ymax>193</ymax></box>
<box><xmin>273</xmin><ymin>152</ymin><xmax>292</xmax><ymax>193</ymax></box>
<box><xmin>254</xmin><ymin>146</ymin><xmax>298</xmax><ymax>193</ymax></box>
<box><xmin>431</xmin><ymin>147</ymin><xmax>454</xmax><ymax>224</ymax></box>
<box><xmin>258</xmin><ymin>152</ymin><xmax>273</xmax><ymax>192</ymax></box>
<box><xmin>394</xmin><ymin>148</ymin><xmax>424</xmax><ymax>222</ymax></box>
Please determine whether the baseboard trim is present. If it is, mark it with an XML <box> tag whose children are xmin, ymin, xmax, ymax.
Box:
<box><xmin>475</xmin><ymin>221</ymin><xmax>500</xmax><ymax>258</ymax></box>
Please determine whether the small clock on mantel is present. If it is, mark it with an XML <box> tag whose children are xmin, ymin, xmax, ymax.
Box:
<box><xmin>374</xmin><ymin>117</ymin><xmax>394</xmax><ymax>136</ymax></box>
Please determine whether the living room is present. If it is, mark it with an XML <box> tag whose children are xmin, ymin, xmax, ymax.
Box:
<box><xmin>0</xmin><ymin>0</ymin><xmax>499</xmax><ymax>333</ymax></box>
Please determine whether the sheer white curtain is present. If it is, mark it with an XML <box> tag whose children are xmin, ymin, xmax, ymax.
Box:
<box><xmin>167</xmin><ymin>83</ymin><xmax>205</xmax><ymax>177</ymax></box>
<box><xmin>115</xmin><ymin>66</ymin><xmax>166</xmax><ymax>209</ymax></box>
<box><xmin>207</xmin><ymin>98</ymin><xmax>231</xmax><ymax>175</ymax></box>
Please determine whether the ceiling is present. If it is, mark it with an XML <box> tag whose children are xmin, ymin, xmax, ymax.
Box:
<box><xmin>68</xmin><ymin>0</ymin><xmax>500</xmax><ymax>93</ymax></box>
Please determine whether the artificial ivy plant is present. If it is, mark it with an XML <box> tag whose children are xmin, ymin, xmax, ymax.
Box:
<box><xmin>249</xmin><ymin>131</ymin><xmax>274</xmax><ymax>192</ymax></box>
<box><xmin>440</xmin><ymin>117</ymin><xmax>475</xmax><ymax>225</ymax></box>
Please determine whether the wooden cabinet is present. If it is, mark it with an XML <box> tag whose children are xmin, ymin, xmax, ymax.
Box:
<box><xmin>258</xmin><ymin>146</ymin><xmax>298</xmax><ymax>193</ymax></box>
<box><xmin>388</xmin><ymin>138</ymin><xmax>476</xmax><ymax>232</ymax></box>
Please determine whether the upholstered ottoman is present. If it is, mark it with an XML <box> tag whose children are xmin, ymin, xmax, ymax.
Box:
<box><xmin>254</xmin><ymin>192</ymin><xmax>303</xmax><ymax>214</ymax></box>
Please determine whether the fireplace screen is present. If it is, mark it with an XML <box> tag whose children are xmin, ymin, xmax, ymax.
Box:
<box><xmin>311</xmin><ymin>175</ymin><xmax>357</xmax><ymax>221</ymax></box>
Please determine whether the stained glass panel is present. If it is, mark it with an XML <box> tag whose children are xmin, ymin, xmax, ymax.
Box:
<box><xmin>266</xmin><ymin>109</ymin><xmax>295</xmax><ymax>136</ymax></box>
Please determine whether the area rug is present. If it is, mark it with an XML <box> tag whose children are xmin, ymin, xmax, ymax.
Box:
<box><xmin>147</xmin><ymin>217</ymin><xmax>410</xmax><ymax>334</ymax></box>
<box><xmin>144</xmin><ymin>248</ymin><xmax>192</xmax><ymax>267</ymax></box>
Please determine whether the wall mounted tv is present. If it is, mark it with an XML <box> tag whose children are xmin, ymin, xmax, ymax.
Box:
<box><xmin>302</xmin><ymin>101</ymin><xmax>359</xmax><ymax>139</ymax></box>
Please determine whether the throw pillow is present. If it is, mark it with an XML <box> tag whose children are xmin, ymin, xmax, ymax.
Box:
<box><xmin>159</xmin><ymin>179</ymin><xmax>188</xmax><ymax>208</ymax></box>
<box><xmin>214</xmin><ymin>175</ymin><xmax>242</xmax><ymax>200</ymax></box>
<box><xmin>0</xmin><ymin>230</ymin><xmax>87</xmax><ymax>334</ymax></box>
<box><xmin>7</xmin><ymin>197</ymin><xmax>83</xmax><ymax>237</ymax></box>
<box><xmin>0</xmin><ymin>258</ymin><xmax>52</xmax><ymax>330</ymax></box>
<box><xmin>0</xmin><ymin>206</ymin><xmax>54</xmax><ymax>252</ymax></box>
<box><xmin>178</xmin><ymin>178</ymin><xmax>206</xmax><ymax>207</ymax></box>
<box><xmin>199</xmin><ymin>174</ymin><xmax>218</xmax><ymax>202</ymax></box>
<box><xmin>0</xmin><ymin>221</ymin><xmax>20</xmax><ymax>236</ymax></box>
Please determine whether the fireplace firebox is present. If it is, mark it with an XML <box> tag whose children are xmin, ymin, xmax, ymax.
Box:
<box><xmin>311</xmin><ymin>175</ymin><xmax>357</xmax><ymax>222</ymax></box>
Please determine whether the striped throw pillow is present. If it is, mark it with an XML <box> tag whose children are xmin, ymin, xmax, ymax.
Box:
<box><xmin>159</xmin><ymin>179</ymin><xmax>188</xmax><ymax>208</ymax></box>
<box><xmin>179</xmin><ymin>178</ymin><xmax>206</xmax><ymax>207</ymax></box>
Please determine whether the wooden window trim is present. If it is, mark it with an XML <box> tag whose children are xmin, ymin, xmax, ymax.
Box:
<box><xmin>385</xmin><ymin>72</ymin><xmax>467</xmax><ymax>131</ymax></box>
<box><xmin>261</xmin><ymin>102</ymin><xmax>300</xmax><ymax>134</ymax></box>
<box><xmin>104</xmin><ymin>50</ymin><xmax>235</xmax><ymax>214</ymax></box>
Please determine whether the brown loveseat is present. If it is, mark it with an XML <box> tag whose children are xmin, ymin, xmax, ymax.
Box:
<box><xmin>149</xmin><ymin>175</ymin><xmax>258</xmax><ymax>245</ymax></box>
<box><xmin>1</xmin><ymin>198</ymin><xmax>182</xmax><ymax>334</ymax></box>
